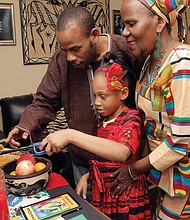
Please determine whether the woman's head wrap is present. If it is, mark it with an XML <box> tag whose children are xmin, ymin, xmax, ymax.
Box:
<box><xmin>138</xmin><ymin>0</ymin><xmax>190</xmax><ymax>27</ymax></box>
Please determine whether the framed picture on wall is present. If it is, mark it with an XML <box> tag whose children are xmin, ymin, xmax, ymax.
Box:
<box><xmin>0</xmin><ymin>3</ymin><xmax>16</xmax><ymax>45</ymax></box>
<box><xmin>20</xmin><ymin>0</ymin><xmax>110</xmax><ymax>65</ymax></box>
<box><xmin>113</xmin><ymin>10</ymin><xmax>124</xmax><ymax>35</ymax></box>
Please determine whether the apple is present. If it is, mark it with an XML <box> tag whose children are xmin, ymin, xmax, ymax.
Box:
<box><xmin>17</xmin><ymin>153</ymin><xmax>36</xmax><ymax>165</ymax></box>
<box><xmin>15</xmin><ymin>160</ymin><xmax>35</xmax><ymax>175</ymax></box>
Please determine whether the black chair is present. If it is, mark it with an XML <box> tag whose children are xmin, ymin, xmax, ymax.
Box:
<box><xmin>0</xmin><ymin>94</ymin><xmax>34</xmax><ymax>137</ymax></box>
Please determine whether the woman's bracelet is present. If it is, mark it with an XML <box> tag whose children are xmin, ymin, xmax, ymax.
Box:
<box><xmin>128</xmin><ymin>164</ymin><xmax>138</xmax><ymax>181</ymax></box>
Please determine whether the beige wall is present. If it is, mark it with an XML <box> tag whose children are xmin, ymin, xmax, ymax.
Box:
<box><xmin>0</xmin><ymin>0</ymin><xmax>48</xmax><ymax>130</ymax></box>
<box><xmin>0</xmin><ymin>0</ymin><xmax>121</xmax><ymax>131</ymax></box>
<box><xmin>0</xmin><ymin>0</ymin><xmax>48</xmax><ymax>97</ymax></box>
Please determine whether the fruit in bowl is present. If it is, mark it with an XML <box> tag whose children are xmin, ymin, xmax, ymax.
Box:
<box><xmin>1</xmin><ymin>154</ymin><xmax>52</xmax><ymax>196</ymax></box>
<box><xmin>13</xmin><ymin>153</ymin><xmax>46</xmax><ymax>176</ymax></box>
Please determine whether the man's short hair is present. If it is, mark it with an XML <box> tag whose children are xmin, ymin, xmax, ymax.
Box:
<box><xmin>57</xmin><ymin>7</ymin><xmax>95</xmax><ymax>37</ymax></box>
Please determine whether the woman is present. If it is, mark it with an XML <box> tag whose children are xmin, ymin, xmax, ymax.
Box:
<box><xmin>109</xmin><ymin>0</ymin><xmax>190</xmax><ymax>219</ymax></box>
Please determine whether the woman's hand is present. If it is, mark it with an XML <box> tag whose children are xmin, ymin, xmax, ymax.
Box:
<box><xmin>39</xmin><ymin>129</ymin><xmax>71</xmax><ymax>156</ymax></box>
<box><xmin>75</xmin><ymin>172</ymin><xmax>89</xmax><ymax>199</ymax></box>
<box><xmin>109</xmin><ymin>165</ymin><xmax>135</xmax><ymax>198</ymax></box>
<box><xmin>109</xmin><ymin>157</ymin><xmax>152</xmax><ymax>198</ymax></box>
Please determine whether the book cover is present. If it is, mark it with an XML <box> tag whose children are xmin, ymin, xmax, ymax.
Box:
<box><xmin>8</xmin><ymin>190</ymin><xmax>50</xmax><ymax>220</ymax></box>
<box><xmin>21</xmin><ymin>193</ymin><xmax>81</xmax><ymax>220</ymax></box>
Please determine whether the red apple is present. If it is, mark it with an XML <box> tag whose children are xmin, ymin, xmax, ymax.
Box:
<box><xmin>17</xmin><ymin>153</ymin><xmax>36</xmax><ymax>165</ymax></box>
<box><xmin>15</xmin><ymin>160</ymin><xmax>35</xmax><ymax>175</ymax></box>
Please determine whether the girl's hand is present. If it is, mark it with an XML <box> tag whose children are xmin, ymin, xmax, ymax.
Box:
<box><xmin>75</xmin><ymin>172</ymin><xmax>89</xmax><ymax>199</ymax></box>
<box><xmin>109</xmin><ymin>165</ymin><xmax>135</xmax><ymax>198</ymax></box>
<box><xmin>39</xmin><ymin>129</ymin><xmax>71</xmax><ymax>156</ymax></box>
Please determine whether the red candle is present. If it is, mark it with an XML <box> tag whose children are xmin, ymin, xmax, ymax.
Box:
<box><xmin>0</xmin><ymin>170</ymin><xmax>10</xmax><ymax>220</ymax></box>
<box><xmin>0</xmin><ymin>194</ymin><xmax>9</xmax><ymax>220</ymax></box>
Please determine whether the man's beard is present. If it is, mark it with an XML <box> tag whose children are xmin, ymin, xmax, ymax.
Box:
<box><xmin>87</xmin><ymin>40</ymin><xmax>96</xmax><ymax>62</ymax></box>
<box><xmin>80</xmin><ymin>40</ymin><xmax>95</xmax><ymax>68</ymax></box>
<box><xmin>89</xmin><ymin>40</ymin><xmax>94</xmax><ymax>49</ymax></box>
<box><xmin>71</xmin><ymin>40</ymin><xmax>95</xmax><ymax>69</ymax></box>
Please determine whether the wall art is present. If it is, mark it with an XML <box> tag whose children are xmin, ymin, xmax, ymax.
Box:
<box><xmin>112</xmin><ymin>10</ymin><xmax>123</xmax><ymax>35</ymax></box>
<box><xmin>0</xmin><ymin>3</ymin><xmax>16</xmax><ymax>45</ymax></box>
<box><xmin>20</xmin><ymin>0</ymin><xmax>110</xmax><ymax>65</ymax></box>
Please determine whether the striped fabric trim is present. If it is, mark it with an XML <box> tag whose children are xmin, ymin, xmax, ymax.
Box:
<box><xmin>174</xmin><ymin>156</ymin><xmax>190</xmax><ymax>196</ymax></box>
<box><xmin>148</xmin><ymin>169</ymin><xmax>161</xmax><ymax>186</ymax></box>
<box><xmin>163</xmin><ymin>82</ymin><xmax>174</xmax><ymax>117</ymax></box>
<box><xmin>139</xmin><ymin>85</ymin><xmax>151</xmax><ymax>100</ymax></box>
<box><xmin>182</xmin><ymin>197</ymin><xmax>190</xmax><ymax>215</ymax></box>
<box><xmin>173</xmin><ymin>69</ymin><xmax>190</xmax><ymax>79</ymax></box>
<box><xmin>170</xmin><ymin>55</ymin><xmax>190</xmax><ymax>65</ymax></box>
<box><xmin>172</xmin><ymin>116</ymin><xmax>190</xmax><ymax>126</ymax></box>
<box><xmin>164</xmin><ymin>0</ymin><xmax>178</xmax><ymax>12</ymax></box>
<box><xmin>158</xmin><ymin>191</ymin><xmax>190</xmax><ymax>218</ymax></box>
<box><xmin>160</xmin><ymin>204</ymin><xmax>180</xmax><ymax>219</ymax></box>
<box><xmin>145</xmin><ymin>120</ymin><xmax>160</xmax><ymax>140</ymax></box>
<box><xmin>165</xmin><ymin>135</ymin><xmax>188</xmax><ymax>152</ymax></box>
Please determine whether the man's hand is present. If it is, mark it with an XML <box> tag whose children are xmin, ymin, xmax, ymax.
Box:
<box><xmin>6</xmin><ymin>127</ymin><xmax>30</xmax><ymax>149</ymax></box>
<box><xmin>109</xmin><ymin>165</ymin><xmax>135</xmax><ymax>198</ymax></box>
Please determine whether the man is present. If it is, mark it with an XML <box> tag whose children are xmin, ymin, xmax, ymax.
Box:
<box><xmin>6</xmin><ymin>7</ymin><xmax>131</xmax><ymax>187</ymax></box>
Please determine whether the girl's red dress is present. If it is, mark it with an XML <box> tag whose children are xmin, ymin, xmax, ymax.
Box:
<box><xmin>89</xmin><ymin>108</ymin><xmax>151</xmax><ymax>220</ymax></box>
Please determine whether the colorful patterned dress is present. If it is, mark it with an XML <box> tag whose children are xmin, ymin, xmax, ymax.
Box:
<box><xmin>89</xmin><ymin>108</ymin><xmax>151</xmax><ymax>220</ymax></box>
<box><xmin>136</xmin><ymin>44</ymin><xmax>190</xmax><ymax>219</ymax></box>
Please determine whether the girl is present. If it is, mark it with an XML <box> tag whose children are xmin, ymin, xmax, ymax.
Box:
<box><xmin>40</xmin><ymin>50</ymin><xmax>151</xmax><ymax>219</ymax></box>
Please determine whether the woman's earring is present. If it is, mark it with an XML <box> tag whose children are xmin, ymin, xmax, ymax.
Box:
<box><xmin>154</xmin><ymin>33</ymin><xmax>163</xmax><ymax>59</ymax></box>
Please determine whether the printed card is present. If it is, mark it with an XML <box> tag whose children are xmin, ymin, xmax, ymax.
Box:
<box><xmin>21</xmin><ymin>193</ymin><xmax>81</xmax><ymax>220</ymax></box>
